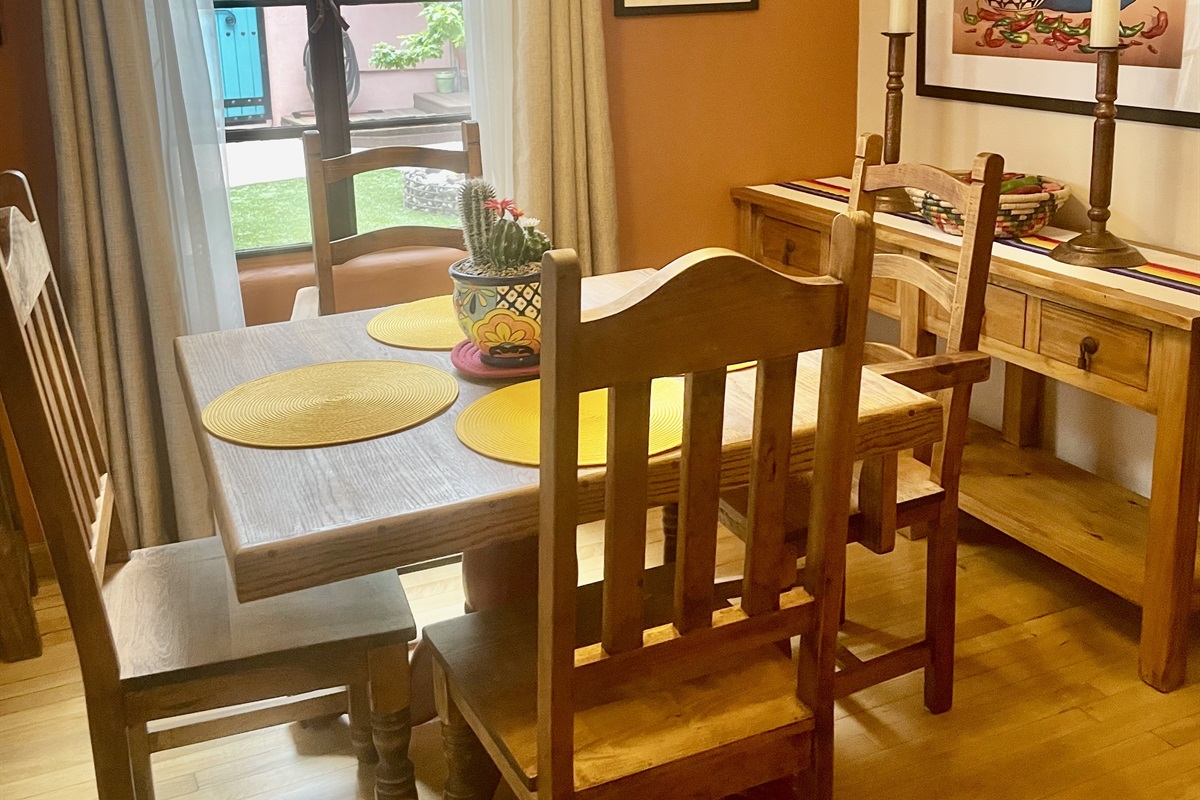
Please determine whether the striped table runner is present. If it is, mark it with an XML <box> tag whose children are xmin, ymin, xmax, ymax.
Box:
<box><xmin>779</xmin><ymin>179</ymin><xmax>1200</xmax><ymax>297</ymax></box>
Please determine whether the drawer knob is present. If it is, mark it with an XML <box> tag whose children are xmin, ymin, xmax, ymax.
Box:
<box><xmin>1077</xmin><ymin>336</ymin><xmax>1099</xmax><ymax>371</ymax></box>
<box><xmin>782</xmin><ymin>239</ymin><xmax>796</xmax><ymax>266</ymax></box>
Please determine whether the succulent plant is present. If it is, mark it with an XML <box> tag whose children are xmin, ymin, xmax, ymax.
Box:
<box><xmin>489</xmin><ymin>217</ymin><xmax>528</xmax><ymax>268</ymax></box>
<box><xmin>456</xmin><ymin>179</ymin><xmax>552</xmax><ymax>277</ymax></box>
<box><xmin>459</xmin><ymin>178</ymin><xmax>497</xmax><ymax>269</ymax></box>
<box><xmin>522</xmin><ymin>228</ymin><xmax>552</xmax><ymax>265</ymax></box>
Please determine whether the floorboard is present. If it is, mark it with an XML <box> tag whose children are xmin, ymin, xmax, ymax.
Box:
<box><xmin>1</xmin><ymin>512</ymin><xmax>1197</xmax><ymax>799</ymax></box>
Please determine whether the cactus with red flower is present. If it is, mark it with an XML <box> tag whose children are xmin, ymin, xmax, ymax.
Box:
<box><xmin>458</xmin><ymin>178</ymin><xmax>552</xmax><ymax>277</ymax></box>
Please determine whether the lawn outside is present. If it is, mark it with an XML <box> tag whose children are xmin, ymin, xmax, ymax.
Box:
<box><xmin>230</xmin><ymin>168</ymin><xmax>459</xmax><ymax>252</ymax></box>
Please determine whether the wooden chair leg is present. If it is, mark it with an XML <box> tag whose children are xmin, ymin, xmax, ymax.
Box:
<box><xmin>349</xmin><ymin>681</ymin><xmax>379</xmax><ymax>765</ymax></box>
<box><xmin>923</xmin><ymin>506</ymin><xmax>959</xmax><ymax>714</ymax></box>
<box><xmin>368</xmin><ymin>645</ymin><xmax>417</xmax><ymax>800</ymax></box>
<box><xmin>126</xmin><ymin>724</ymin><xmax>155</xmax><ymax>800</ymax></box>
<box><xmin>661</xmin><ymin>502</ymin><xmax>679</xmax><ymax>563</ymax></box>
<box><xmin>87</xmin><ymin>707</ymin><xmax>137</xmax><ymax>800</ymax></box>
<box><xmin>435</xmin><ymin>664</ymin><xmax>500</xmax><ymax>800</ymax></box>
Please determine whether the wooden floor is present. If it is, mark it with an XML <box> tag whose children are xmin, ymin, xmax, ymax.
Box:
<box><xmin>2</xmin><ymin>514</ymin><xmax>1199</xmax><ymax>800</ymax></box>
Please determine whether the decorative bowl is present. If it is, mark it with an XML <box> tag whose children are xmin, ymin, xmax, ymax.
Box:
<box><xmin>906</xmin><ymin>175</ymin><xmax>1070</xmax><ymax>240</ymax></box>
<box><xmin>449</xmin><ymin>260</ymin><xmax>542</xmax><ymax>368</ymax></box>
<box><xmin>983</xmin><ymin>0</ymin><xmax>1046</xmax><ymax>12</ymax></box>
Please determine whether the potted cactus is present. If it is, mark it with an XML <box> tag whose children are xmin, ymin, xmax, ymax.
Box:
<box><xmin>450</xmin><ymin>179</ymin><xmax>553</xmax><ymax>368</ymax></box>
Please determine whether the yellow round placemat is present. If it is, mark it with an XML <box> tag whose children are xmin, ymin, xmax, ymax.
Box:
<box><xmin>728</xmin><ymin>361</ymin><xmax>756</xmax><ymax>372</ymax></box>
<box><xmin>367</xmin><ymin>296</ymin><xmax>465</xmax><ymax>351</ymax></box>
<box><xmin>456</xmin><ymin>378</ymin><xmax>685</xmax><ymax>467</ymax></box>
<box><xmin>203</xmin><ymin>360</ymin><xmax>459</xmax><ymax>449</ymax></box>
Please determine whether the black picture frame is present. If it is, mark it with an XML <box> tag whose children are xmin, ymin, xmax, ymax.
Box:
<box><xmin>614</xmin><ymin>0</ymin><xmax>759</xmax><ymax>17</ymax></box>
<box><xmin>914</xmin><ymin>0</ymin><xmax>1200</xmax><ymax>129</ymax></box>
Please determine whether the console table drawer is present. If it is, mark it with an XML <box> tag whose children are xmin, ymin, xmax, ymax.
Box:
<box><xmin>922</xmin><ymin>275</ymin><xmax>1026</xmax><ymax>348</ymax></box>
<box><xmin>1037</xmin><ymin>302</ymin><xmax>1151</xmax><ymax>389</ymax></box>
<box><xmin>760</xmin><ymin>216</ymin><xmax>822</xmax><ymax>275</ymax></box>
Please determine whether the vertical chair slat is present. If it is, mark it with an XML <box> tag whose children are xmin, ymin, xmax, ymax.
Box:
<box><xmin>29</xmin><ymin>299</ymin><xmax>98</xmax><ymax>517</ymax></box>
<box><xmin>742</xmin><ymin>355</ymin><xmax>799</xmax><ymax>616</ymax></box>
<box><xmin>47</xmin><ymin>276</ymin><xmax>108</xmax><ymax>475</ymax></box>
<box><xmin>90</xmin><ymin>474</ymin><xmax>115</xmax><ymax>583</ymax></box>
<box><xmin>602</xmin><ymin>381</ymin><xmax>653</xmax><ymax>655</ymax></box>
<box><xmin>36</xmin><ymin>292</ymin><xmax>102</xmax><ymax>498</ymax></box>
<box><xmin>674</xmin><ymin>368</ymin><xmax>726</xmax><ymax>634</ymax></box>
<box><xmin>22</xmin><ymin>316</ymin><xmax>93</xmax><ymax>534</ymax></box>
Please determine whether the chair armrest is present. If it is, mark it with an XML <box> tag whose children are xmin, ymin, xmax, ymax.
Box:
<box><xmin>867</xmin><ymin>351</ymin><xmax>990</xmax><ymax>393</ymax></box>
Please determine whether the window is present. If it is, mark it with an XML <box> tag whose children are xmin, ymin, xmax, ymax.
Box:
<box><xmin>212</xmin><ymin>0</ymin><xmax>472</xmax><ymax>255</ymax></box>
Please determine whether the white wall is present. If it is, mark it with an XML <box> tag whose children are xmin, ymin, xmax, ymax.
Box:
<box><xmin>858</xmin><ymin>0</ymin><xmax>1200</xmax><ymax>497</ymax></box>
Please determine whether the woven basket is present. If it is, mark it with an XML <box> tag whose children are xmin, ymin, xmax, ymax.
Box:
<box><xmin>984</xmin><ymin>0</ymin><xmax>1046</xmax><ymax>11</ymax></box>
<box><xmin>906</xmin><ymin>175</ymin><xmax>1070</xmax><ymax>240</ymax></box>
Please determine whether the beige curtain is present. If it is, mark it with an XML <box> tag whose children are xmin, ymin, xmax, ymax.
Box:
<box><xmin>41</xmin><ymin>0</ymin><xmax>215</xmax><ymax>547</ymax></box>
<box><xmin>514</xmin><ymin>0</ymin><xmax>620</xmax><ymax>276</ymax></box>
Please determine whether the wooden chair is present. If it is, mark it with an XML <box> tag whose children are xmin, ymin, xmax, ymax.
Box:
<box><xmin>718</xmin><ymin>133</ymin><xmax>1004</xmax><ymax>713</ymax></box>
<box><xmin>424</xmin><ymin>218</ymin><xmax>877</xmax><ymax>800</ymax></box>
<box><xmin>294</xmin><ymin>120</ymin><xmax>483</xmax><ymax>319</ymax></box>
<box><xmin>0</xmin><ymin>172</ymin><xmax>419</xmax><ymax>800</ymax></box>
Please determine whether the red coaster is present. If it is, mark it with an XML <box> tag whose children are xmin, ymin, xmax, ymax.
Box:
<box><xmin>450</xmin><ymin>340</ymin><xmax>540</xmax><ymax>381</ymax></box>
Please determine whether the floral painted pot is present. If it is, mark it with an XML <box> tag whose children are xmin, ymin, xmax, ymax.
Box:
<box><xmin>449</xmin><ymin>260</ymin><xmax>542</xmax><ymax>368</ymax></box>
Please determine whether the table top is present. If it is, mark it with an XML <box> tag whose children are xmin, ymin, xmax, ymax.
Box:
<box><xmin>734</xmin><ymin>178</ymin><xmax>1200</xmax><ymax>329</ymax></box>
<box><xmin>176</xmin><ymin>270</ymin><xmax>944</xmax><ymax>602</ymax></box>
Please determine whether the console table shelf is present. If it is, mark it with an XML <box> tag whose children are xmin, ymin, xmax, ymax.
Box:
<box><xmin>961</xmin><ymin>422</ymin><xmax>1200</xmax><ymax>613</ymax></box>
<box><xmin>733</xmin><ymin>178</ymin><xmax>1200</xmax><ymax>692</ymax></box>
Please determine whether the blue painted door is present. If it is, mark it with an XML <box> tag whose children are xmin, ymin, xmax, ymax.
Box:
<box><xmin>215</xmin><ymin>8</ymin><xmax>269</xmax><ymax>125</ymax></box>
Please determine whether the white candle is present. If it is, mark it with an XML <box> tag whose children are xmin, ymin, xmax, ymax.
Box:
<box><xmin>888</xmin><ymin>0</ymin><xmax>918</xmax><ymax>34</ymax></box>
<box><xmin>1090</xmin><ymin>0</ymin><xmax>1121</xmax><ymax>48</ymax></box>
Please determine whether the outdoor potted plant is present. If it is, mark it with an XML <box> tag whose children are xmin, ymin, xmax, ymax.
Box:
<box><xmin>369</xmin><ymin>2</ymin><xmax>466</xmax><ymax>94</ymax></box>
<box><xmin>451</xmin><ymin>179</ymin><xmax>553</xmax><ymax>369</ymax></box>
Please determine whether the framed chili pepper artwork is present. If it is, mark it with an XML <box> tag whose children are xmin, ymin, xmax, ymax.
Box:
<box><xmin>614</xmin><ymin>0</ymin><xmax>758</xmax><ymax>16</ymax></box>
<box><xmin>917</xmin><ymin>0</ymin><xmax>1199</xmax><ymax>127</ymax></box>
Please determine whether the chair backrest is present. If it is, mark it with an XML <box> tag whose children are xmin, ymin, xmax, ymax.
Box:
<box><xmin>848</xmin><ymin>133</ymin><xmax>1002</xmax><ymax>491</ymax></box>
<box><xmin>303</xmin><ymin>120</ymin><xmax>484</xmax><ymax>316</ymax></box>
<box><xmin>536</xmin><ymin>214</ymin><xmax>876</xmax><ymax>796</ymax></box>
<box><xmin>0</xmin><ymin>172</ymin><xmax>124</xmax><ymax>696</ymax></box>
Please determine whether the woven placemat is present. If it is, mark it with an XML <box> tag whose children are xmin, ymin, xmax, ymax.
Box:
<box><xmin>367</xmin><ymin>296</ymin><xmax>465</xmax><ymax>351</ymax></box>
<box><xmin>203</xmin><ymin>360</ymin><xmax>459</xmax><ymax>449</ymax></box>
<box><xmin>456</xmin><ymin>378</ymin><xmax>685</xmax><ymax>467</ymax></box>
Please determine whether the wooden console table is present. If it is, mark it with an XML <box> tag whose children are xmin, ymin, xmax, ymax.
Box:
<box><xmin>733</xmin><ymin>179</ymin><xmax>1200</xmax><ymax>693</ymax></box>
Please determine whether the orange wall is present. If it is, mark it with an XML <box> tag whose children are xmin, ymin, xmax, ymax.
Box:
<box><xmin>0</xmin><ymin>0</ymin><xmax>58</xmax><ymax>262</ymax></box>
<box><xmin>603</xmin><ymin>4</ymin><xmax>860</xmax><ymax>270</ymax></box>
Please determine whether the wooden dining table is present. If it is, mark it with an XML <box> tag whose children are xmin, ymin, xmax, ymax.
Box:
<box><xmin>175</xmin><ymin>270</ymin><xmax>945</xmax><ymax>604</ymax></box>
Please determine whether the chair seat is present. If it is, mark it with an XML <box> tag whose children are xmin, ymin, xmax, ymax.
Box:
<box><xmin>103</xmin><ymin>537</ymin><xmax>415</xmax><ymax>691</ymax></box>
<box><xmin>719</xmin><ymin>454</ymin><xmax>945</xmax><ymax>543</ymax></box>
<box><xmin>425</xmin><ymin>599</ymin><xmax>814</xmax><ymax>796</ymax></box>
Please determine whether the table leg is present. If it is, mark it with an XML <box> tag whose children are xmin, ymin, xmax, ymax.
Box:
<box><xmin>1002</xmin><ymin>363</ymin><xmax>1044</xmax><ymax>448</ymax></box>
<box><xmin>368</xmin><ymin>645</ymin><xmax>417</xmax><ymax>800</ymax></box>
<box><xmin>1141</xmin><ymin>328</ymin><xmax>1200</xmax><ymax>692</ymax></box>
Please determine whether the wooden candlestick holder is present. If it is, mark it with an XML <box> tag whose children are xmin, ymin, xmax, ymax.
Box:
<box><xmin>1050</xmin><ymin>47</ymin><xmax>1146</xmax><ymax>269</ymax></box>
<box><xmin>877</xmin><ymin>32</ymin><xmax>916</xmax><ymax>214</ymax></box>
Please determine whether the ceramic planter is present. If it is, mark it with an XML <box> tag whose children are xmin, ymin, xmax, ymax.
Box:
<box><xmin>449</xmin><ymin>260</ymin><xmax>542</xmax><ymax>368</ymax></box>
